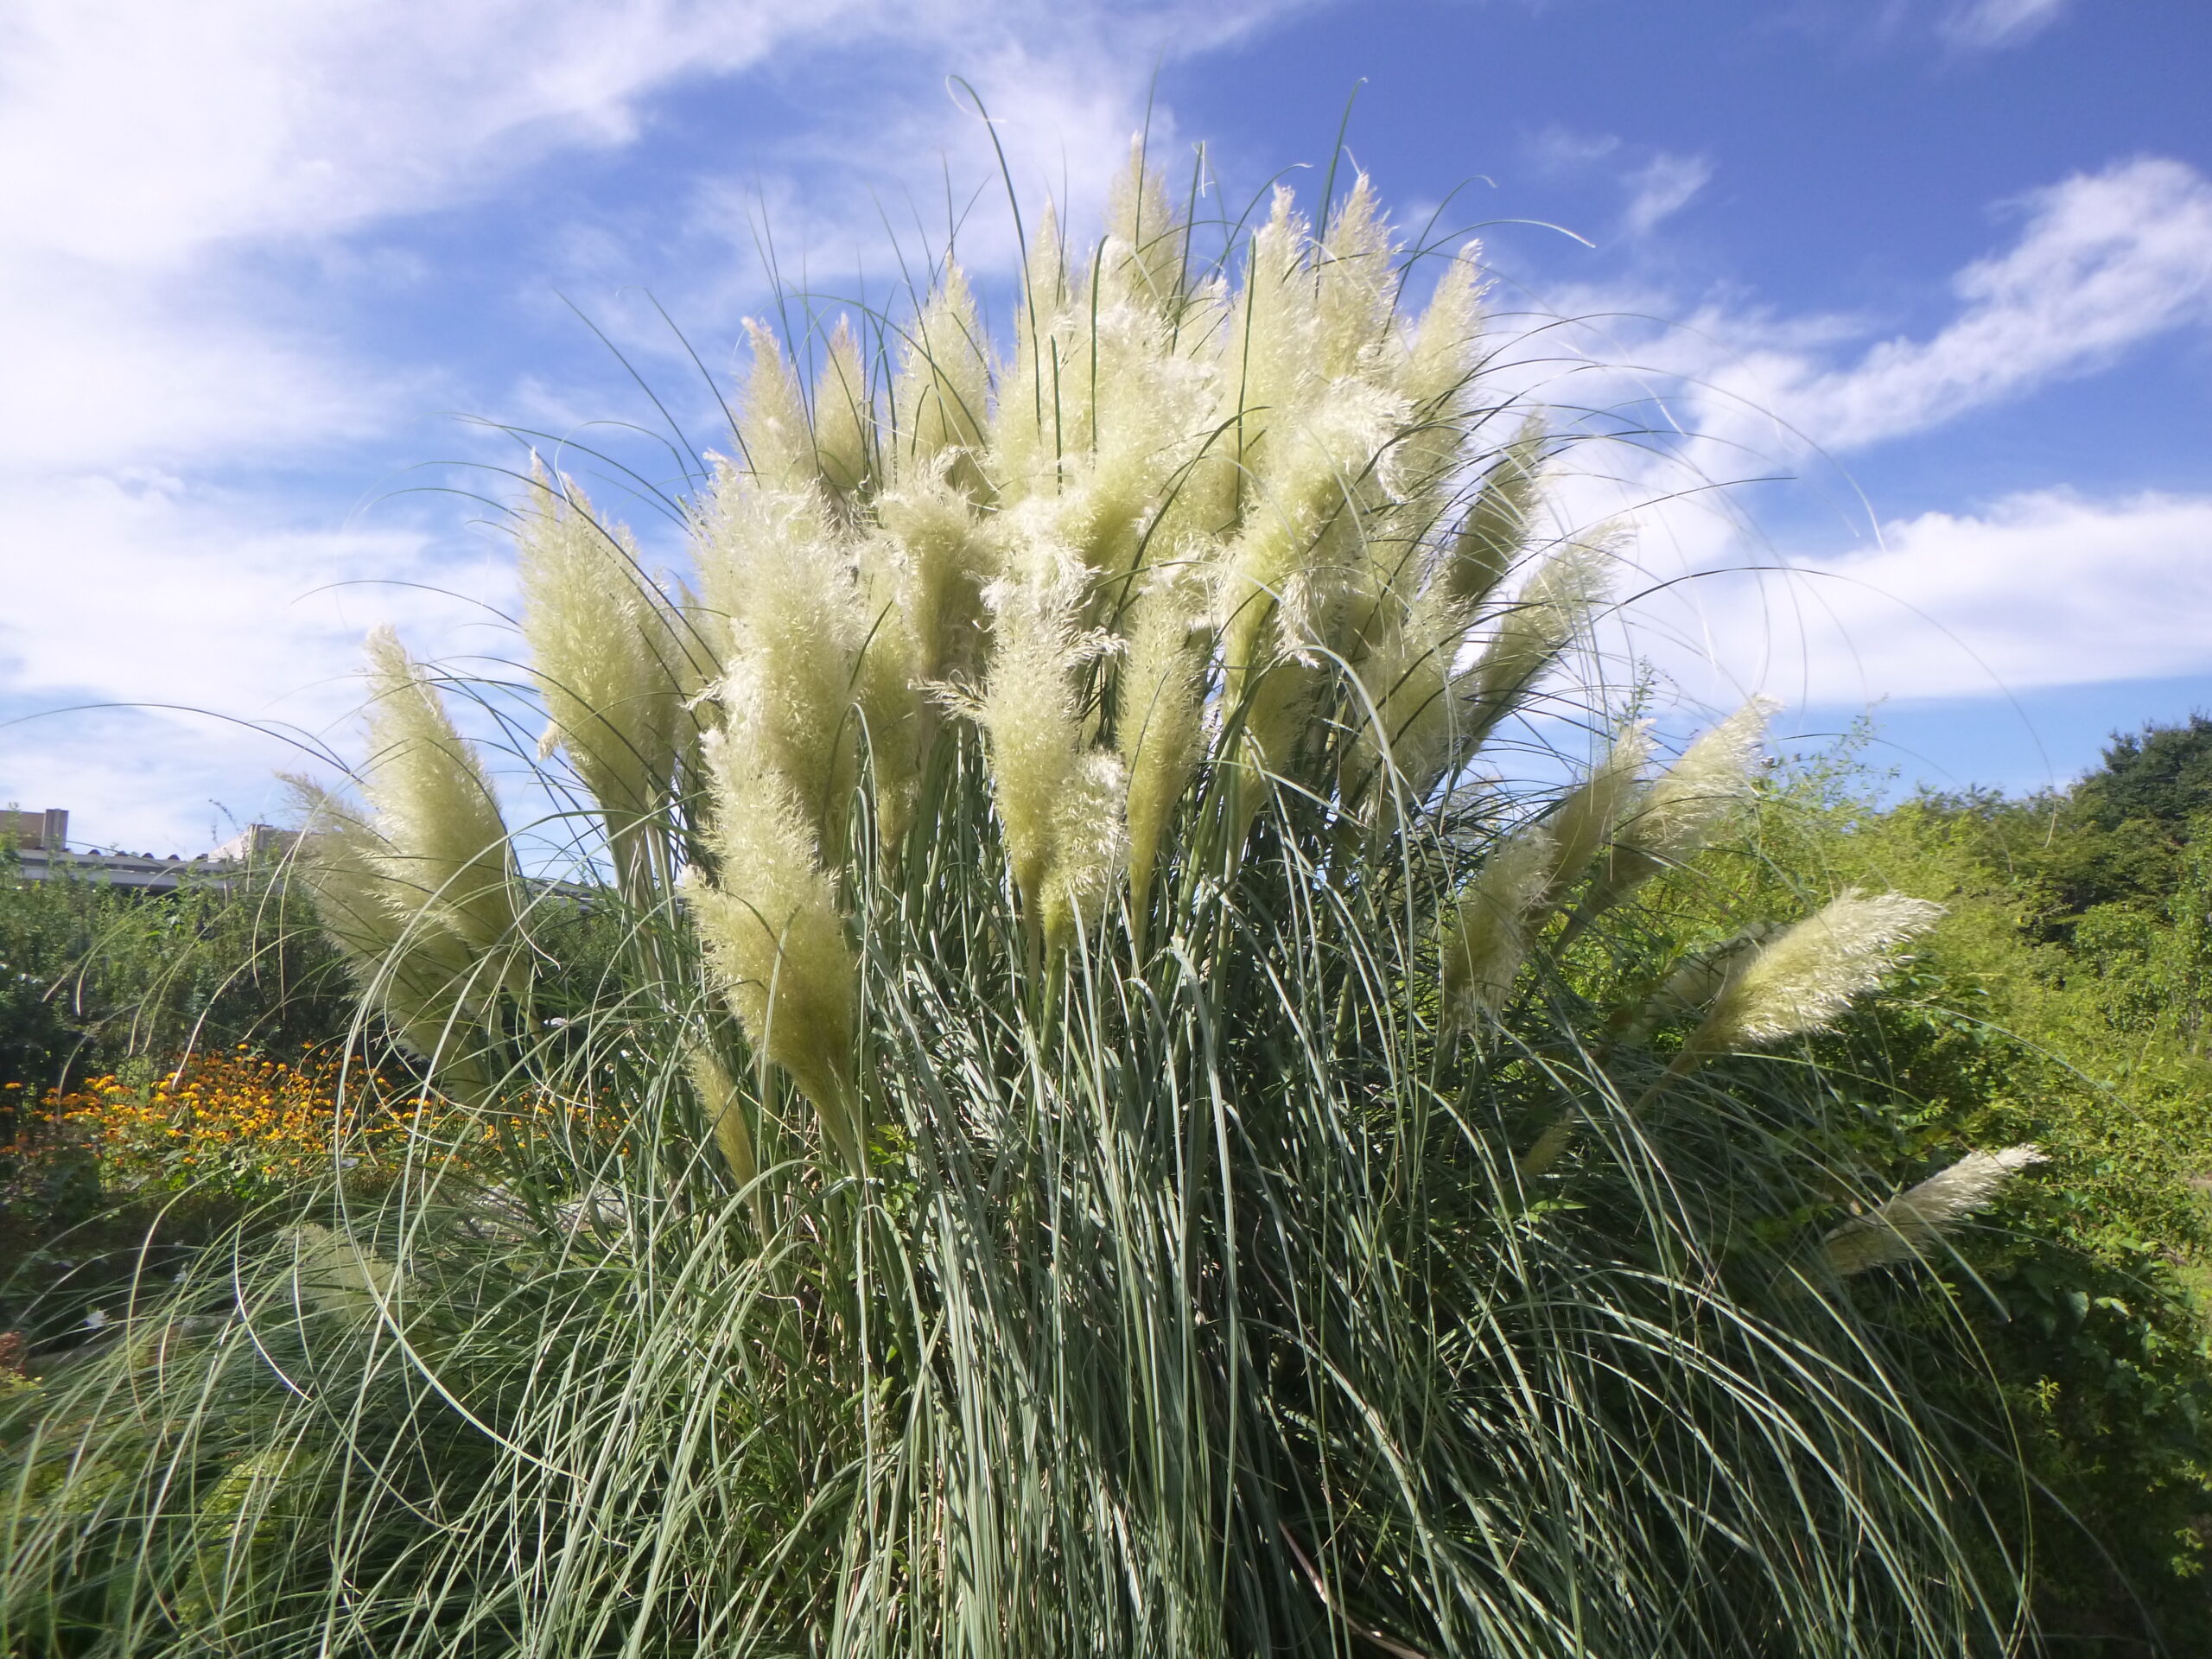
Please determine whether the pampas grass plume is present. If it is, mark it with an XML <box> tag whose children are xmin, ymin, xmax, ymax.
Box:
<box><xmin>1690</xmin><ymin>888</ymin><xmax>1944</xmax><ymax>1054</ymax></box>
<box><xmin>687</xmin><ymin>729</ymin><xmax>861</xmax><ymax>1166</ymax></box>
<box><xmin>1544</xmin><ymin>721</ymin><xmax>1650</xmax><ymax>899</ymax></box>
<box><xmin>1442</xmin><ymin>825</ymin><xmax>1556</xmax><ymax>1029</ymax></box>
<box><xmin>1442</xmin><ymin>423</ymin><xmax>1544</xmax><ymax>610</ymax></box>
<box><xmin>1821</xmin><ymin>1147</ymin><xmax>2047</xmax><ymax>1276</ymax></box>
<box><xmin>516</xmin><ymin>464</ymin><xmax>683</xmax><ymax>856</ymax></box>
<box><xmin>813</xmin><ymin>317</ymin><xmax>873</xmax><ymax>498</ymax></box>
<box><xmin>1117</xmin><ymin>569</ymin><xmax>1210</xmax><ymax>926</ymax></box>
<box><xmin>685</xmin><ymin>1041</ymin><xmax>756</xmax><ymax>1190</ymax></box>
<box><xmin>359</xmin><ymin>627</ymin><xmax>523</xmax><ymax>983</ymax></box>
<box><xmin>1605</xmin><ymin>696</ymin><xmax>1777</xmax><ymax>893</ymax></box>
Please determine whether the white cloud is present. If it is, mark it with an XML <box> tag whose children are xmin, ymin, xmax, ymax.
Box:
<box><xmin>0</xmin><ymin>471</ymin><xmax>518</xmax><ymax>852</ymax></box>
<box><xmin>1484</xmin><ymin>157</ymin><xmax>2212</xmax><ymax>721</ymax></box>
<box><xmin>1939</xmin><ymin>0</ymin><xmax>2070</xmax><ymax>50</ymax></box>
<box><xmin>1515</xmin><ymin>156</ymin><xmax>2212</xmax><ymax>492</ymax></box>
<box><xmin>1774</xmin><ymin>157</ymin><xmax>2212</xmax><ymax>451</ymax></box>
<box><xmin>1652</xmin><ymin>491</ymin><xmax>2212</xmax><ymax>708</ymax></box>
<box><xmin>0</xmin><ymin>0</ymin><xmax>1307</xmax><ymax>850</ymax></box>
<box><xmin>1621</xmin><ymin>153</ymin><xmax>1712</xmax><ymax>238</ymax></box>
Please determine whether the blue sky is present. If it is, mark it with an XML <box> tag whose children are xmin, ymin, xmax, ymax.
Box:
<box><xmin>2</xmin><ymin>0</ymin><xmax>2207</xmax><ymax>853</ymax></box>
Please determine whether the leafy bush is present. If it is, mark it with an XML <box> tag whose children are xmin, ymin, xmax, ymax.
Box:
<box><xmin>0</xmin><ymin>857</ymin><xmax>352</xmax><ymax>1096</ymax></box>
<box><xmin>1654</xmin><ymin>733</ymin><xmax>2212</xmax><ymax>1650</ymax></box>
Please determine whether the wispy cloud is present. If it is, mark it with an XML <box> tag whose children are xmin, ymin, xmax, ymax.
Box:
<box><xmin>1497</xmin><ymin>156</ymin><xmax>2212</xmax><ymax>715</ymax></box>
<box><xmin>1938</xmin><ymin>0</ymin><xmax>2071</xmax><ymax>51</ymax></box>
<box><xmin>0</xmin><ymin>0</ymin><xmax>1307</xmax><ymax>851</ymax></box>
<box><xmin>1770</xmin><ymin>157</ymin><xmax>2212</xmax><ymax>451</ymax></box>
<box><xmin>1621</xmin><ymin>152</ymin><xmax>1713</xmax><ymax>238</ymax></box>
<box><xmin>1529</xmin><ymin>156</ymin><xmax>2212</xmax><ymax>474</ymax></box>
<box><xmin>1663</xmin><ymin>491</ymin><xmax>2212</xmax><ymax>707</ymax></box>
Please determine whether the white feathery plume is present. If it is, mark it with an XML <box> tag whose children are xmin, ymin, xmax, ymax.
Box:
<box><xmin>1343</xmin><ymin>578</ymin><xmax>1472</xmax><ymax>823</ymax></box>
<box><xmin>1103</xmin><ymin>137</ymin><xmax>1189</xmax><ymax>313</ymax></box>
<box><xmin>1440</xmin><ymin>423</ymin><xmax>1544</xmax><ymax>611</ymax></box>
<box><xmin>289</xmin><ymin>1222</ymin><xmax>398</xmax><ymax>1321</ymax></box>
<box><xmin>709</xmin><ymin>486</ymin><xmax>868</xmax><ymax>854</ymax></box>
<box><xmin>1821</xmin><ymin>1147</ymin><xmax>2048</xmax><ymax>1277</ymax></box>
<box><xmin>685</xmin><ymin>728</ymin><xmax>861</xmax><ymax>1166</ymax></box>
<box><xmin>1541</xmin><ymin>721</ymin><xmax>1651</xmax><ymax>901</ymax></box>
<box><xmin>1220</xmin><ymin>378</ymin><xmax>1406</xmax><ymax>788</ymax></box>
<box><xmin>1224</xmin><ymin>188</ymin><xmax>1326</xmax><ymax>484</ymax></box>
<box><xmin>359</xmin><ymin>628</ymin><xmax>523</xmax><ymax>980</ymax></box>
<box><xmin>1044</xmin><ymin>749</ymin><xmax>1130</xmax><ymax>950</ymax></box>
<box><xmin>1116</xmin><ymin>563</ymin><xmax>1211</xmax><ymax>926</ymax></box>
<box><xmin>1314</xmin><ymin>175</ymin><xmax>1399</xmax><ymax>381</ymax></box>
<box><xmin>1603</xmin><ymin>696</ymin><xmax>1777</xmax><ymax>895</ymax></box>
<box><xmin>514</xmin><ymin>463</ymin><xmax>683</xmax><ymax>874</ymax></box>
<box><xmin>993</xmin><ymin>203</ymin><xmax>1076</xmax><ymax>500</ymax></box>
<box><xmin>812</xmin><ymin>316</ymin><xmax>873</xmax><ymax>499</ymax></box>
<box><xmin>852</xmin><ymin>529</ymin><xmax>931</xmax><ymax>855</ymax></box>
<box><xmin>1458</xmin><ymin>531</ymin><xmax>1613</xmax><ymax>751</ymax></box>
<box><xmin>1441</xmin><ymin>825</ymin><xmax>1557</xmax><ymax>1030</ymax></box>
<box><xmin>285</xmin><ymin>779</ymin><xmax>486</xmax><ymax>1068</ymax></box>
<box><xmin>739</xmin><ymin>321</ymin><xmax>822</xmax><ymax>495</ymax></box>
<box><xmin>963</xmin><ymin>534</ymin><xmax>1127</xmax><ymax>952</ymax></box>
<box><xmin>1385</xmin><ymin>245</ymin><xmax>1486</xmax><ymax>531</ymax></box>
<box><xmin>1614</xmin><ymin>923</ymin><xmax>1780</xmax><ymax>1045</ymax></box>
<box><xmin>874</xmin><ymin>465</ymin><xmax>997</xmax><ymax>683</ymax></box>
<box><xmin>890</xmin><ymin>264</ymin><xmax>988</xmax><ymax>494</ymax></box>
<box><xmin>1688</xmin><ymin>889</ymin><xmax>1945</xmax><ymax>1055</ymax></box>
<box><xmin>1396</xmin><ymin>244</ymin><xmax>1484</xmax><ymax>419</ymax></box>
<box><xmin>684</xmin><ymin>1041</ymin><xmax>756</xmax><ymax>1191</ymax></box>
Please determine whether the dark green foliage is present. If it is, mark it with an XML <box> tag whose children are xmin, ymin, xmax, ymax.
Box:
<box><xmin>1674</xmin><ymin>728</ymin><xmax>2212</xmax><ymax>1654</ymax></box>
<box><xmin>0</xmin><ymin>861</ymin><xmax>354</xmax><ymax>1371</ymax></box>
<box><xmin>0</xmin><ymin>857</ymin><xmax>353</xmax><ymax>1096</ymax></box>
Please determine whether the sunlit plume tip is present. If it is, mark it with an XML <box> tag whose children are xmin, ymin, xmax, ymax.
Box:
<box><xmin>1821</xmin><ymin>1147</ymin><xmax>2047</xmax><ymax>1276</ymax></box>
<box><xmin>1690</xmin><ymin>888</ymin><xmax>1945</xmax><ymax>1055</ymax></box>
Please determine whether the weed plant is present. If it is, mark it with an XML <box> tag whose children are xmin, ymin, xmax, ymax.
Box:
<box><xmin>2</xmin><ymin>149</ymin><xmax>2050</xmax><ymax>1656</ymax></box>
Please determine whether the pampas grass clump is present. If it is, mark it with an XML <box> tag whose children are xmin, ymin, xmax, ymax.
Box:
<box><xmin>1</xmin><ymin>143</ymin><xmax>2043</xmax><ymax>1659</ymax></box>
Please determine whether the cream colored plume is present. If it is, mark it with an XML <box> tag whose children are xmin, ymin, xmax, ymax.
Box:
<box><xmin>1219</xmin><ymin>377</ymin><xmax>1407</xmax><ymax>778</ymax></box>
<box><xmin>1391</xmin><ymin>245</ymin><xmax>1485</xmax><ymax>509</ymax></box>
<box><xmin>514</xmin><ymin>464</ymin><xmax>684</xmax><ymax>873</ymax></box>
<box><xmin>1314</xmin><ymin>175</ymin><xmax>1399</xmax><ymax>381</ymax></box>
<box><xmin>359</xmin><ymin>628</ymin><xmax>524</xmax><ymax>985</ymax></box>
<box><xmin>289</xmin><ymin>1222</ymin><xmax>398</xmax><ymax>1321</ymax></box>
<box><xmin>739</xmin><ymin>321</ymin><xmax>822</xmax><ymax>495</ymax></box>
<box><xmin>1459</xmin><ymin>531</ymin><xmax>1612</xmax><ymax>752</ymax></box>
<box><xmin>1541</xmin><ymin>721</ymin><xmax>1651</xmax><ymax>900</ymax></box>
<box><xmin>993</xmin><ymin>203</ymin><xmax>1074</xmax><ymax>498</ymax></box>
<box><xmin>1116</xmin><ymin>563</ymin><xmax>1211</xmax><ymax>926</ymax></box>
<box><xmin>874</xmin><ymin>467</ymin><xmax>996</xmax><ymax>683</ymax></box>
<box><xmin>891</xmin><ymin>264</ymin><xmax>988</xmax><ymax>495</ymax></box>
<box><xmin>1604</xmin><ymin>696</ymin><xmax>1777</xmax><ymax>895</ymax></box>
<box><xmin>812</xmin><ymin>316</ymin><xmax>873</xmax><ymax>498</ymax></box>
<box><xmin>286</xmin><ymin>779</ymin><xmax>486</xmax><ymax>1067</ymax></box>
<box><xmin>1224</xmin><ymin>188</ymin><xmax>1324</xmax><ymax>480</ymax></box>
<box><xmin>708</xmin><ymin>486</ymin><xmax>867</xmax><ymax>855</ymax></box>
<box><xmin>1442</xmin><ymin>423</ymin><xmax>1545</xmax><ymax>611</ymax></box>
<box><xmin>1343</xmin><ymin>578</ymin><xmax>1474</xmax><ymax>822</ymax></box>
<box><xmin>1821</xmin><ymin>1147</ymin><xmax>2047</xmax><ymax>1277</ymax></box>
<box><xmin>1441</xmin><ymin>825</ymin><xmax>1556</xmax><ymax>1029</ymax></box>
<box><xmin>852</xmin><ymin>530</ymin><xmax>931</xmax><ymax>853</ymax></box>
<box><xmin>685</xmin><ymin>1041</ymin><xmax>756</xmax><ymax>1190</ymax></box>
<box><xmin>966</xmin><ymin>542</ymin><xmax>1128</xmax><ymax>954</ymax></box>
<box><xmin>1614</xmin><ymin>923</ymin><xmax>1780</xmax><ymax>1046</ymax></box>
<box><xmin>686</xmin><ymin>728</ymin><xmax>861</xmax><ymax>1166</ymax></box>
<box><xmin>1103</xmin><ymin>137</ymin><xmax>1189</xmax><ymax>312</ymax></box>
<box><xmin>1688</xmin><ymin>889</ymin><xmax>1944</xmax><ymax>1055</ymax></box>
